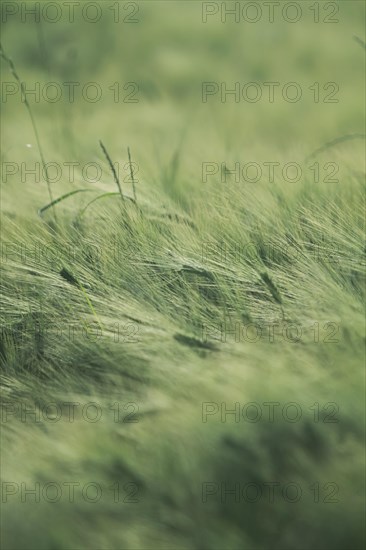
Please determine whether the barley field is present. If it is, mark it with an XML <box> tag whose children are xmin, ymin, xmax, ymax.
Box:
<box><xmin>0</xmin><ymin>2</ymin><xmax>365</xmax><ymax>549</ymax></box>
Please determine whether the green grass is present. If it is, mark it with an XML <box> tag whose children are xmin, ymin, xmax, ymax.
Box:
<box><xmin>1</xmin><ymin>3</ymin><xmax>365</xmax><ymax>549</ymax></box>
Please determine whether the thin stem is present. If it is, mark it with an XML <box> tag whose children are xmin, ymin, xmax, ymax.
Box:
<box><xmin>0</xmin><ymin>43</ymin><xmax>57</xmax><ymax>222</ymax></box>
<box><xmin>353</xmin><ymin>35</ymin><xmax>366</xmax><ymax>51</ymax></box>
<box><xmin>99</xmin><ymin>140</ymin><xmax>125</xmax><ymax>203</ymax></box>
<box><xmin>127</xmin><ymin>146</ymin><xmax>137</xmax><ymax>202</ymax></box>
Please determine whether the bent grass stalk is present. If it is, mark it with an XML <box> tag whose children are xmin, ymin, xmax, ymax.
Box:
<box><xmin>38</xmin><ymin>189</ymin><xmax>97</xmax><ymax>216</ymax></box>
<box><xmin>0</xmin><ymin>43</ymin><xmax>57</xmax><ymax>221</ymax></box>
<box><xmin>39</xmin><ymin>145</ymin><xmax>138</xmax><ymax>217</ymax></box>
<box><xmin>305</xmin><ymin>133</ymin><xmax>366</xmax><ymax>161</ymax></box>
<box><xmin>77</xmin><ymin>192</ymin><xmax>120</xmax><ymax>218</ymax></box>
<box><xmin>99</xmin><ymin>140</ymin><xmax>125</xmax><ymax>203</ymax></box>
<box><xmin>353</xmin><ymin>35</ymin><xmax>366</xmax><ymax>50</ymax></box>
<box><xmin>127</xmin><ymin>146</ymin><xmax>137</xmax><ymax>202</ymax></box>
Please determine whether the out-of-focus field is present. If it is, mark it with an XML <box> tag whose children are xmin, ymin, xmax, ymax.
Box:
<box><xmin>1</xmin><ymin>1</ymin><xmax>365</xmax><ymax>213</ymax></box>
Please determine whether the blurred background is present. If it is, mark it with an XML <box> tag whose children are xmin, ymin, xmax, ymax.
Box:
<box><xmin>1</xmin><ymin>1</ymin><xmax>365</xmax><ymax>210</ymax></box>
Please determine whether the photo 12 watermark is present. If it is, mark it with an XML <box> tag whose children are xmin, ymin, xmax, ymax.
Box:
<box><xmin>201</xmin><ymin>481</ymin><xmax>340</xmax><ymax>503</ymax></box>
<box><xmin>1</xmin><ymin>81</ymin><xmax>140</xmax><ymax>104</ymax></box>
<box><xmin>201</xmin><ymin>160</ymin><xmax>339</xmax><ymax>184</ymax></box>
<box><xmin>1</xmin><ymin>480</ymin><xmax>140</xmax><ymax>503</ymax></box>
<box><xmin>201</xmin><ymin>401</ymin><xmax>340</xmax><ymax>423</ymax></box>
<box><xmin>1</xmin><ymin>160</ymin><xmax>140</xmax><ymax>185</ymax></box>
<box><xmin>1</xmin><ymin>2</ymin><xmax>140</xmax><ymax>24</ymax></box>
<box><xmin>201</xmin><ymin>321</ymin><xmax>340</xmax><ymax>345</ymax></box>
<box><xmin>201</xmin><ymin>240</ymin><xmax>341</xmax><ymax>264</ymax></box>
<box><xmin>1</xmin><ymin>237</ymin><xmax>159</xmax><ymax>268</ymax></box>
<box><xmin>1</xmin><ymin>319</ymin><xmax>140</xmax><ymax>345</ymax></box>
<box><xmin>1</xmin><ymin>400</ymin><xmax>140</xmax><ymax>423</ymax></box>
<box><xmin>201</xmin><ymin>2</ymin><xmax>340</xmax><ymax>24</ymax></box>
<box><xmin>202</xmin><ymin>82</ymin><xmax>339</xmax><ymax>103</ymax></box>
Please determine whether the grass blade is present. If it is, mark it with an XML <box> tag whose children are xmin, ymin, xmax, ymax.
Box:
<box><xmin>77</xmin><ymin>192</ymin><xmax>120</xmax><ymax>218</ymax></box>
<box><xmin>305</xmin><ymin>133</ymin><xmax>366</xmax><ymax>161</ymax></box>
<box><xmin>0</xmin><ymin>43</ymin><xmax>57</xmax><ymax>221</ymax></box>
<box><xmin>353</xmin><ymin>35</ymin><xmax>366</xmax><ymax>50</ymax></box>
<box><xmin>127</xmin><ymin>147</ymin><xmax>137</xmax><ymax>202</ymax></box>
<box><xmin>99</xmin><ymin>140</ymin><xmax>124</xmax><ymax>203</ymax></box>
<box><xmin>38</xmin><ymin>189</ymin><xmax>96</xmax><ymax>215</ymax></box>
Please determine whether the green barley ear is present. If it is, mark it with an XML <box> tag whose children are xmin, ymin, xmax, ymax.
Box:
<box><xmin>59</xmin><ymin>267</ymin><xmax>79</xmax><ymax>286</ymax></box>
<box><xmin>260</xmin><ymin>271</ymin><xmax>283</xmax><ymax>305</ymax></box>
<box><xmin>0</xmin><ymin>42</ymin><xmax>56</xmax><ymax>222</ymax></box>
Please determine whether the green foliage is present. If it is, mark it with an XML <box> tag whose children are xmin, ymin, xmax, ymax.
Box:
<box><xmin>1</xmin><ymin>3</ymin><xmax>365</xmax><ymax>549</ymax></box>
